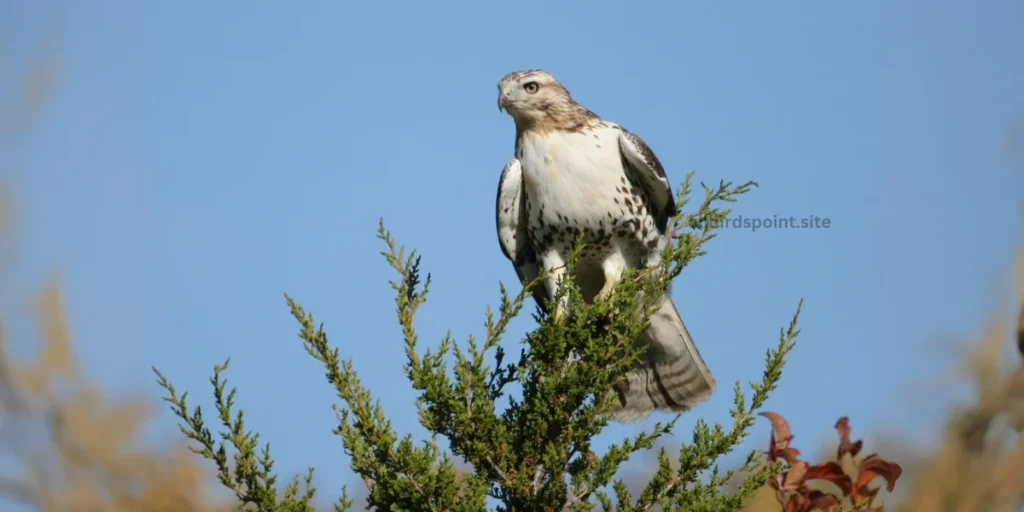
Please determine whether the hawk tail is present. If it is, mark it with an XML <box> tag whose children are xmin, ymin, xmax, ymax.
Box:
<box><xmin>606</xmin><ymin>293</ymin><xmax>715</xmax><ymax>423</ymax></box>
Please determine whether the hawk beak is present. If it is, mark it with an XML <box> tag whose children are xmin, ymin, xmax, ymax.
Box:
<box><xmin>498</xmin><ymin>94</ymin><xmax>510</xmax><ymax>112</ymax></box>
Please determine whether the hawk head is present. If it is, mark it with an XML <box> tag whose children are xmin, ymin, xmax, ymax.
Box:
<box><xmin>497</xmin><ymin>69</ymin><xmax>590</xmax><ymax>128</ymax></box>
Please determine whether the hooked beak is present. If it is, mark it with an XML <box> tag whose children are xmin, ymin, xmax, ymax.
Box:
<box><xmin>498</xmin><ymin>93</ymin><xmax>510</xmax><ymax>112</ymax></box>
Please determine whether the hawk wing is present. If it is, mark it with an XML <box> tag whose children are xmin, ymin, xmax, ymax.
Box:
<box><xmin>608</xmin><ymin>127</ymin><xmax>716</xmax><ymax>422</ymax></box>
<box><xmin>495</xmin><ymin>158</ymin><xmax>548</xmax><ymax>308</ymax></box>
<box><xmin>617</xmin><ymin>128</ymin><xmax>676</xmax><ymax>234</ymax></box>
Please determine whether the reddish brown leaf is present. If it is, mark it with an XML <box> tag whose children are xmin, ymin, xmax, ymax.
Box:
<box><xmin>804</xmin><ymin>461</ymin><xmax>854</xmax><ymax>496</ymax></box>
<box><xmin>782</xmin><ymin>494</ymin><xmax>817</xmax><ymax>512</ymax></box>
<box><xmin>783</xmin><ymin>491</ymin><xmax>840</xmax><ymax>512</ymax></box>
<box><xmin>777</xmin><ymin>446</ymin><xmax>802</xmax><ymax>464</ymax></box>
<box><xmin>761</xmin><ymin>411</ymin><xmax>801</xmax><ymax>463</ymax></box>
<box><xmin>761</xmin><ymin>411</ymin><xmax>793</xmax><ymax>442</ymax></box>
<box><xmin>852</xmin><ymin>485</ymin><xmax>881</xmax><ymax>504</ymax></box>
<box><xmin>806</xmin><ymin>490</ymin><xmax>842</xmax><ymax>510</ymax></box>
<box><xmin>834</xmin><ymin>417</ymin><xmax>863</xmax><ymax>459</ymax></box>
<box><xmin>781</xmin><ymin>460</ymin><xmax>810</xmax><ymax>491</ymax></box>
<box><xmin>793</xmin><ymin>498</ymin><xmax>815</xmax><ymax>512</ymax></box>
<box><xmin>856</xmin><ymin>454</ymin><xmax>902</xmax><ymax>493</ymax></box>
<box><xmin>783</xmin><ymin>497</ymin><xmax>803</xmax><ymax>512</ymax></box>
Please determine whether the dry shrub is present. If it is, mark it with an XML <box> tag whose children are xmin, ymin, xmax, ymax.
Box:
<box><xmin>0</xmin><ymin>191</ymin><xmax>235</xmax><ymax>512</ymax></box>
<box><xmin>739</xmin><ymin>245</ymin><xmax>1024</xmax><ymax>512</ymax></box>
<box><xmin>885</xmin><ymin>246</ymin><xmax>1024</xmax><ymax>512</ymax></box>
<box><xmin>752</xmin><ymin>413</ymin><xmax>901</xmax><ymax>512</ymax></box>
<box><xmin>0</xmin><ymin>26</ymin><xmax>231</xmax><ymax>512</ymax></box>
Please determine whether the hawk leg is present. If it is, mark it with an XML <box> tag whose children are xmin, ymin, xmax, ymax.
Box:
<box><xmin>554</xmin><ymin>300</ymin><xmax>569</xmax><ymax>322</ymax></box>
<box><xmin>597</xmin><ymin>251</ymin><xmax>628</xmax><ymax>300</ymax></box>
<box><xmin>540</xmin><ymin>250</ymin><xmax>570</xmax><ymax>323</ymax></box>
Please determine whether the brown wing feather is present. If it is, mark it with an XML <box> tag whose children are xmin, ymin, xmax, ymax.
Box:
<box><xmin>617</xmin><ymin>127</ymin><xmax>675</xmax><ymax>234</ymax></box>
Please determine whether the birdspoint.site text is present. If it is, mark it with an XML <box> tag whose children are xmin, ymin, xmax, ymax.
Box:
<box><xmin>699</xmin><ymin>214</ymin><xmax>831</xmax><ymax>232</ymax></box>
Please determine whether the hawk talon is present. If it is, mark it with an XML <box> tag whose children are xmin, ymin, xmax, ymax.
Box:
<box><xmin>597</xmin><ymin>256</ymin><xmax>625</xmax><ymax>301</ymax></box>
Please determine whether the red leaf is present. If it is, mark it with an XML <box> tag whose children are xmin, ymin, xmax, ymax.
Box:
<box><xmin>762</xmin><ymin>411</ymin><xmax>792</xmax><ymax>441</ymax></box>
<box><xmin>858</xmin><ymin>455</ymin><xmax>902</xmax><ymax>491</ymax></box>
<box><xmin>835</xmin><ymin>417</ymin><xmax>863</xmax><ymax>460</ymax></box>
<box><xmin>853</xmin><ymin>486</ymin><xmax>881</xmax><ymax>504</ymax></box>
<box><xmin>804</xmin><ymin>461</ymin><xmax>853</xmax><ymax>496</ymax></box>
<box><xmin>777</xmin><ymin>446</ymin><xmax>802</xmax><ymax>464</ymax></box>
<box><xmin>793</xmin><ymin>499</ymin><xmax>815</xmax><ymax>512</ymax></box>
<box><xmin>783</xmin><ymin>497</ymin><xmax>804</xmax><ymax>512</ymax></box>
<box><xmin>781</xmin><ymin>461</ymin><xmax>810</xmax><ymax>491</ymax></box>
<box><xmin>783</xmin><ymin>491</ymin><xmax>840</xmax><ymax>512</ymax></box>
<box><xmin>853</xmin><ymin>454</ymin><xmax>902</xmax><ymax>501</ymax></box>
<box><xmin>806</xmin><ymin>490</ymin><xmax>842</xmax><ymax>510</ymax></box>
<box><xmin>761</xmin><ymin>411</ymin><xmax>801</xmax><ymax>463</ymax></box>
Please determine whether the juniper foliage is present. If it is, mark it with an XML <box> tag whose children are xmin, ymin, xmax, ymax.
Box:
<box><xmin>154</xmin><ymin>172</ymin><xmax>807</xmax><ymax>511</ymax></box>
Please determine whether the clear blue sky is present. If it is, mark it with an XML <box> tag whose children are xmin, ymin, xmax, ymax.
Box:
<box><xmin>3</xmin><ymin>0</ymin><xmax>1023</xmax><ymax>507</ymax></box>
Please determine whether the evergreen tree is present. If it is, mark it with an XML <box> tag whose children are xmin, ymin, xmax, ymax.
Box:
<box><xmin>153</xmin><ymin>174</ymin><xmax>818</xmax><ymax>511</ymax></box>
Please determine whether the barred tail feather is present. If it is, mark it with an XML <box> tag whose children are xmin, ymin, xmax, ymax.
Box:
<box><xmin>606</xmin><ymin>293</ymin><xmax>715</xmax><ymax>423</ymax></box>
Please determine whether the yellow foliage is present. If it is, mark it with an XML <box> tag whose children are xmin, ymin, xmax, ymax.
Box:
<box><xmin>0</xmin><ymin>193</ymin><xmax>235</xmax><ymax>512</ymax></box>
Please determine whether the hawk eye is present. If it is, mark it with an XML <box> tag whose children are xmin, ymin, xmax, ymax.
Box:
<box><xmin>523</xmin><ymin>81</ymin><xmax>540</xmax><ymax>93</ymax></box>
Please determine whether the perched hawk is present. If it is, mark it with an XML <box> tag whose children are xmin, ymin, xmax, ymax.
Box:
<box><xmin>494</xmin><ymin>69</ymin><xmax>715</xmax><ymax>422</ymax></box>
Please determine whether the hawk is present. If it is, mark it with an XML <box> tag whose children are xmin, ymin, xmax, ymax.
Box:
<box><xmin>494</xmin><ymin>69</ymin><xmax>715</xmax><ymax>422</ymax></box>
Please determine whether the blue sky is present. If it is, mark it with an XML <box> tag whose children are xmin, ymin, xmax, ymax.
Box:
<box><xmin>2</xmin><ymin>0</ymin><xmax>1023</xmax><ymax>507</ymax></box>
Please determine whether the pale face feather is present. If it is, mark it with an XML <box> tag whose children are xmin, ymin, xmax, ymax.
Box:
<box><xmin>496</xmin><ymin>69</ymin><xmax>593</xmax><ymax>131</ymax></box>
